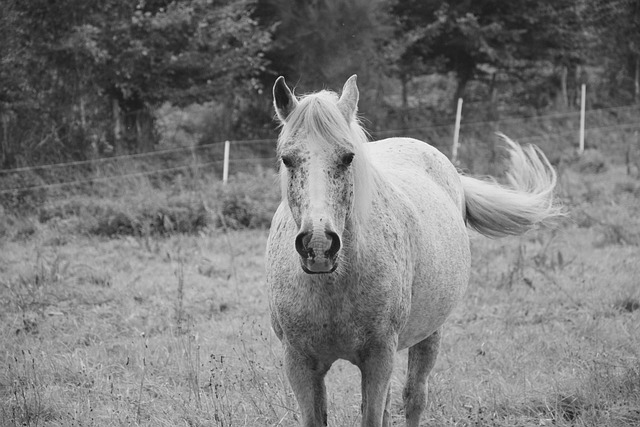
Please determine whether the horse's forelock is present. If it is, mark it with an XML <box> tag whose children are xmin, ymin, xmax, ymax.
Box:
<box><xmin>279</xmin><ymin>91</ymin><xmax>352</xmax><ymax>150</ymax></box>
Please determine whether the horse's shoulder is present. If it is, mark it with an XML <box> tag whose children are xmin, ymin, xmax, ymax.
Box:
<box><xmin>267</xmin><ymin>202</ymin><xmax>296</xmax><ymax>263</ymax></box>
<box><xmin>268</xmin><ymin>202</ymin><xmax>291</xmax><ymax>234</ymax></box>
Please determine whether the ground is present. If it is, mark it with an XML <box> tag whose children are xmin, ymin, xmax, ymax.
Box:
<box><xmin>1</xmin><ymin>162</ymin><xmax>639</xmax><ymax>426</ymax></box>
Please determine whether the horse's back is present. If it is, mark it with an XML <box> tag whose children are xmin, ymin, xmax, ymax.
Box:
<box><xmin>367</xmin><ymin>137</ymin><xmax>464</xmax><ymax>211</ymax></box>
<box><xmin>366</xmin><ymin>137</ymin><xmax>470</xmax><ymax>349</ymax></box>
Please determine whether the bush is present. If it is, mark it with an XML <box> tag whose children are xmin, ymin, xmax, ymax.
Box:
<box><xmin>215</xmin><ymin>171</ymin><xmax>280</xmax><ymax>229</ymax></box>
<box><xmin>573</xmin><ymin>149</ymin><xmax>608</xmax><ymax>174</ymax></box>
<box><xmin>0</xmin><ymin>209</ymin><xmax>38</xmax><ymax>241</ymax></box>
<box><xmin>33</xmin><ymin>168</ymin><xmax>281</xmax><ymax>236</ymax></box>
<box><xmin>39</xmin><ymin>195</ymin><xmax>213</xmax><ymax>237</ymax></box>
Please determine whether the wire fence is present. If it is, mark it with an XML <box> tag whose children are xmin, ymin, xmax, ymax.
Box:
<box><xmin>1</xmin><ymin>102</ymin><xmax>639</xmax><ymax>195</ymax></box>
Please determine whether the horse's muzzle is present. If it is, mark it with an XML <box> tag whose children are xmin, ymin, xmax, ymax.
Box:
<box><xmin>295</xmin><ymin>228</ymin><xmax>341</xmax><ymax>274</ymax></box>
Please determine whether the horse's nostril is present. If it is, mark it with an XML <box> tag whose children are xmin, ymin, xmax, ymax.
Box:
<box><xmin>295</xmin><ymin>229</ymin><xmax>341</xmax><ymax>259</ymax></box>
<box><xmin>295</xmin><ymin>231</ymin><xmax>312</xmax><ymax>258</ymax></box>
<box><xmin>325</xmin><ymin>231</ymin><xmax>341</xmax><ymax>257</ymax></box>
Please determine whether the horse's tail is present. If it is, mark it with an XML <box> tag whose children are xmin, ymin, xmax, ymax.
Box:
<box><xmin>461</xmin><ymin>134</ymin><xmax>564</xmax><ymax>238</ymax></box>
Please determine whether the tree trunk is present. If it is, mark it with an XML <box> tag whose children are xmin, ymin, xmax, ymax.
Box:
<box><xmin>452</xmin><ymin>76</ymin><xmax>469</xmax><ymax>112</ymax></box>
<box><xmin>635</xmin><ymin>55</ymin><xmax>639</xmax><ymax>103</ymax></box>
<box><xmin>1</xmin><ymin>113</ymin><xmax>9</xmax><ymax>167</ymax></box>
<box><xmin>488</xmin><ymin>72</ymin><xmax>498</xmax><ymax>121</ymax></box>
<box><xmin>112</xmin><ymin>98</ymin><xmax>122</xmax><ymax>154</ymax></box>
<box><xmin>489</xmin><ymin>72</ymin><xmax>497</xmax><ymax>103</ymax></box>
<box><xmin>560</xmin><ymin>66</ymin><xmax>568</xmax><ymax>110</ymax></box>
<box><xmin>452</xmin><ymin>58</ymin><xmax>474</xmax><ymax>112</ymax></box>
<box><xmin>79</xmin><ymin>96</ymin><xmax>87</xmax><ymax>130</ymax></box>
<box><xmin>136</xmin><ymin>109</ymin><xmax>155</xmax><ymax>152</ymax></box>
<box><xmin>400</xmin><ymin>74</ymin><xmax>409</xmax><ymax>127</ymax></box>
<box><xmin>401</xmin><ymin>74</ymin><xmax>408</xmax><ymax>109</ymax></box>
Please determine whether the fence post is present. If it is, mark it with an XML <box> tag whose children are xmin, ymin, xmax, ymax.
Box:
<box><xmin>452</xmin><ymin>98</ymin><xmax>463</xmax><ymax>164</ymax></box>
<box><xmin>579</xmin><ymin>84</ymin><xmax>586</xmax><ymax>154</ymax></box>
<box><xmin>223</xmin><ymin>140</ymin><xmax>230</xmax><ymax>184</ymax></box>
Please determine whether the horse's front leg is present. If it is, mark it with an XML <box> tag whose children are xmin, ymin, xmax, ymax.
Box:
<box><xmin>359</xmin><ymin>340</ymin><xmax>397</xmax><ymax>427</ymax></box>
<box><xmin>284</xmin><ymin>346</ymin><xmax>330</xmax><ymax>427</ymax></box>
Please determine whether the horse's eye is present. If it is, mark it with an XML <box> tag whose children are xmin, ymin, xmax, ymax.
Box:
<box><xmin>281</xmin><ymin>156</ymin><xmax>294</xmax><ymax>168</ymax></box>
<box><xmin>341</xmin><ymin>153</ymin><xmax>355</xmax><ymax>167</ymax></box>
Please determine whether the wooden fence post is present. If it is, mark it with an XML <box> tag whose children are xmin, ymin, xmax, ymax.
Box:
<box><xmin>579</xmin><ymin>84</ymin><xmax>586</xmax><ymax>154</ymax></box>
<box><xmin>223</xmin><ymin>140</ymin><xmax>230</xmax><ymax>184</ymax></box>
<box><xmin>452</xmin><ymin>98</ymin><xmax>463</xmax><ymax>164</ymax></box>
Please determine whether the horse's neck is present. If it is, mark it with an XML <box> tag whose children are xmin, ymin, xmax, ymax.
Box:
<box><xmin>344</xmin><ymin>164</ymin><xmax>389</xmax><ymax>252</ymax></box>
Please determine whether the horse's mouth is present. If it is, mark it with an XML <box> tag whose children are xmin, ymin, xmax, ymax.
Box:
<box><xmin>299</xmin><ymin>256</ymin><xmax>338</xmax><ymax>274</ymax></box>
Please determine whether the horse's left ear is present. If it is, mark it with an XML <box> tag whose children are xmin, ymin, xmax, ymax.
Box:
<box><xmin>337</xmin><ymin>75</ymin><xmax>359</xmax><ymax>122</ymax></box>
<box><xmin>273</xmin><ymin>76</ymin><xmax>298</xmax><ymax>123</ymax></box>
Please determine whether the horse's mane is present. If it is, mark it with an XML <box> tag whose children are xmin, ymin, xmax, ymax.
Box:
<box><xmin>277</xmin><ymin>90</ymin><xmax>377</xmax><ymax>230</ymax></box>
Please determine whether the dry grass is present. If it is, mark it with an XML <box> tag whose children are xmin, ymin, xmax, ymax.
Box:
<box><xmin>1</xmin><ymin>158</ymin><xmax>639</xmax><ymax>426</ymax></box>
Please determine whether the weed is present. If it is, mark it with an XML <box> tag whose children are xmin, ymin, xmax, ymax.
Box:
<box><xmin>1</xmin><ymin>126</ymin><xmax>640</xmax><ymax>426</ymax></box>
<box><xmin>613</xmin><ymin>296</ymin><xmax>640</xmax><ymax>313</ymax></box>
<box><xmin>573</xmin><ymin>149</ymin><xmax>608</xmax><ymax>174</ymax></box>
<box><xmin>1</xmin><ymin>350</ymin><xmax>55</xmax><ymax>426</ymax></box>
<box><xmin>136</xmin><ymin>334</ymin><xmax>149</xmax><ymax>425</ymax></box>
<box><xmin>174</xmin><ymin>258</ymin><xmax>187</xmax><ymax>335</ymax></box>
<box><xmin>32</xmin><ymin>168</ymin><xmax>278</xmax><ymax>237</ymax></box>
<box><xmin>596</xmin><ymin>222</ymin><xmax>639</xmax><ymax>247</ymax></box>
<box><xmin>215</xmin><ymin>170</ymin><xmax>279</xmax><ymax>230</ymax></box>
<box><xmin>2</xmin><ymin>251</ymin><xmax>70</xmax><ymax>334</ymax></box>
<box><xmin>498</xmin><ymin>231</ymin><xmax>570</xmax><ymax>290</ymax></box>
<box><xmin>516</xmin><ymin>392</ymin><xmax>593</xmax><ymax>426</ymax></box>
<box><xmin>499</xmin><ymin>239</ymin><xmax>527</xmax><ymax>290</ymax></box>
<box><xmin>0</xmin><ymin>212</ymin><xmax>38</xmax><ymax>242</ymax></box>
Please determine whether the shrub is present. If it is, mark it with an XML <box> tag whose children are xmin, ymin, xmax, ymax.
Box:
<box><xmin>77</xmin><ymin>196</ymin><xmax>211</xmax><ymax>237</ymax></box>
<box><xmin>214</xmin><ymin>171</ymin><xmax>280</xmax><ymax>230</ymax></box>
<box><xmin>574</xmin><ymin>149</ymin><xmax>608</xmax><ymax>174</ymax></box>
<box><xmin>0</xmin><ymin>210</ymin><xmax>38</xmax><ymax>241</ymax></box>
<box><xmin>33</xmin><ymin>167</ymin><xmax>280</xmax><ymax>236</ymax></box>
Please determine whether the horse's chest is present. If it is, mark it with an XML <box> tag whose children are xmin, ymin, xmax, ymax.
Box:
<box><xmin>290</xmin><ymin>311</ymin><xmax>364</xmax><ymax>358</ymax></box>
<box><xmin>272</xmin><ymin>277</ymin><xmax>406</xmax><ymax>360</ymax></box>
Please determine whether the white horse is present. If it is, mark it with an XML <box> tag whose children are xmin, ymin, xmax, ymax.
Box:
<box><xmin>266</xmin><ymin>75</ymin><xmax>563</xmax><ymax>427</ymax></box>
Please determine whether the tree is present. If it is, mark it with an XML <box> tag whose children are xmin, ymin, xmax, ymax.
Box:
<box><xmin>0</xmin><ymin>0</ymin><xmax>28</xmax><ymax>167</ymax></box>
<box><xmin>585</xmin><ymin>0</ymin><xmax>640</xmax><ymax>103</ymax></box>
<box><xmin>0</xmin><ymin>0</ymin><xmax>272</xmax><ymax>165</ymax></box>
<box><xmin>68</xmin><ymin>0</ymin><xmax>272</xmax><ymax>153</ymax></box>
<box><xmin>390</xmin><ymin>0</ymin><xmax>590</xmax><ymax>109</ymax></box>
<box><xmin>255</xmin><ymin>0</ymin><xmax>393</xmax><ymax>123</ymax></box>
<box><xmin>0</xmin><ymin>0</ymin><xmax>103</xmax><ymax>166</ymax></box>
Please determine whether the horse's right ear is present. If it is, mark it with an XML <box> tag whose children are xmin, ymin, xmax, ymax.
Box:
<box><xmin>273</xmin><ymin>76</ymin><xmax>298</xmax><ymax>123</ymax></box>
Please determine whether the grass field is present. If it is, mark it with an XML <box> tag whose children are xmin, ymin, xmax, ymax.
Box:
<box><xmin>1</xmin><ymin>153</ymin><xmax>640</xmax><ymax>426</ymax></box>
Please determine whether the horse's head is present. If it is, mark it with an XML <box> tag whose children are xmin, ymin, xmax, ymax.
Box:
<box><xmin>273</xmin><ymin>75</ymin><xmax>371</xmax><ymax>274</ymax></box>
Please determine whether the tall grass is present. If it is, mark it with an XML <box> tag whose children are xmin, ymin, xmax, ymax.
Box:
<box><xmin>0</xmin><ymin>113</ymin><xmax>639</xmax><ymax>426</ymax></box>
<box><xmin>2</xmin><ymin>104</ymin><xmax>638</xmax><ymax>240</ymax></box>
<box><xmin>0</xmin><ymin>162</ymin><xmax>280</xmax><ymax>241</ymax></box>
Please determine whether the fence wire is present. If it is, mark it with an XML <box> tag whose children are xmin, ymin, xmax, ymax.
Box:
<box><xmin>1</xmin><ymin>102</ymin><xmax>639</xmax><ymax>194</ymax></box>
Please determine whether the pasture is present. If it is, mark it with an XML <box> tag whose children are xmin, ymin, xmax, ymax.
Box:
<box><xmin>1</xmin><ymin>154</ymin><xmax>640</xmax><ymax>426</ymax></box>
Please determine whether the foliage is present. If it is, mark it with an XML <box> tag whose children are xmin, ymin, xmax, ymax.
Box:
<box><xmin>1</xmin><ymin>0</ymin><xmax>640</xmax><ymax>168</ymax></box>
<box><xmin>585</xmin><ymin>0</ymin><xmax>640</xmax><ymax>103</ymax></box>
<box><xmin>83</xmin><ymin>0</ymin><xmax>272</xmax><ymax>107</ymax></box>
<box><xmin>254</xmin><ymin>0</ymin><xmax>395</xmax><ymax>125</ymax></box>
<box><xmin>31</xmin><ymin>168</ymin><xmax>280</xmax><ymax>237</ymax></box>
<box><xmin>390</xmin><ymin>0</ymin><xmax>591</xmax><ymax>107</ymax></box>
<box><xmin>0</xmin><ymin>0</ymin><xmax>271</xmax><ymax>166</ymax></box>
<box><xmin>256</xmin><ymin>0</ymin><xmax>391</xmax><ymax>85</ymax></box>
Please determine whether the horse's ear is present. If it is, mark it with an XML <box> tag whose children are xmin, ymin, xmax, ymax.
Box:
<box><xmin>337</xmin><ymin>74</ymin><xmax>359</xmax><ymax>122</ymax></box>
<box><xmin>273</xmin><ymin>76</ymin><xmax>298</xmax><ymax>123</ymax></box>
